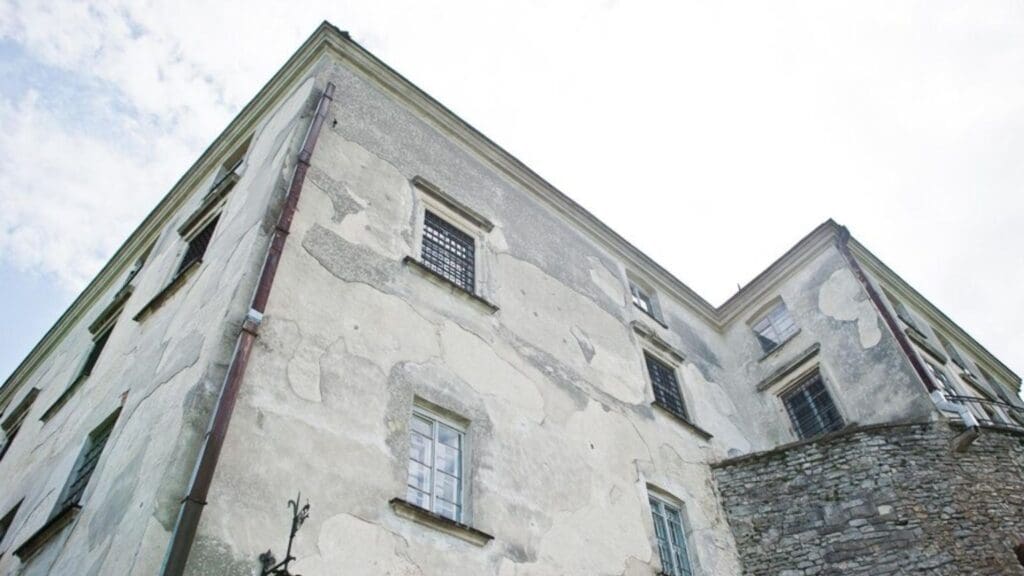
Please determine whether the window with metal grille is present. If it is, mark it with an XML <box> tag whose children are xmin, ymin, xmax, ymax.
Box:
<box><xmin>421</xmin><ymin>211</ymin><xmax>475</xmax><ymax>293</ymax></box>
<box><xmin>782</xmin><ymin>372</ymin><xmax>844</xmax><ymax>439</ymax></box>
<box><xmin>176</xmin><ymin>215</ymin><xmax>219</xmax><ymax>277</ymax></box>
<box><xmin>752</xmin><ymin>301</ymin><xmax>799</xmax><ymax>353</ymax></box>
<box><xmin>650</xmin><ymin>496</ymin><xmax>694</xmax><ymax>576</ymax></box>
<box><xmin>56</xmin><ymin>412</ymin><xmax>118</xmax><ymax>512</ymax></box>
<box><xmin>646</xmin><ymin>353</ymin><xmax>688</xmax><ymax>421</ymax></box>
<box><xmin>406</xmin><ymin>409</ymin><xmax>465</xmax><ymax>522</ymax></box>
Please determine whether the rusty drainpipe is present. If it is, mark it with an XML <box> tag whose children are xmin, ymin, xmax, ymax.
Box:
<box><xmin>160</xmin><ymin>82</ymin><xmax>335</xmax><ymax>576</ymax></box>
<box><xmin>834</xmin><ymin>227</ymin><xmax>936</xmax><ymax>393</ymax></box>
<box><xmin>834</xmin><ymin>226</ymin><xmax>979</xmax><ymax>449</ymax></box>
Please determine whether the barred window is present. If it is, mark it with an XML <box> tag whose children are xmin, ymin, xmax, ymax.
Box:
<box><xmin>646</xmin><ymin>353</ymin><xmax>688</xmax><ymax>421</ymax></box>
<box><xmin>422</xmin><ymin>211</ymin><xmax>475</xmax><ymax>293</ymax></box>
<box><xmin>650</xmin><ymin>496</ymin><xmax>694</xmax><ymax>576</ymax></box>
<box><xmin>176</xmin><ymin>215</ymin><xmax>220</xmax><ymax>277</ymax></box>
<box><xmin>407</xmin><ymin>410</ymin><xmax>465</xmax><ymax>522</ymax></box>
<box><xmin>57</xmin><ymin>412</ymin><xmax>118</xmax><ymax>512</ymax></box>
<box><xmin>782</xmin><ymin>372</ymin><xmax>844</xmax><ymax>439</ymax></box>
<box><xmin>752</xmin><ymin>301</ymin><xmax>798</xmax><ymax>353</ymax></box>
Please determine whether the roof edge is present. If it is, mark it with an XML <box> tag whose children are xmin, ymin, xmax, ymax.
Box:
<box><xmin>847</xmin><ymin>237</ymin><xmax>1021</xmax><ymax>386</ymax></box>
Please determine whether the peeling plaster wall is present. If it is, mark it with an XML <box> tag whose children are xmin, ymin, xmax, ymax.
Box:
<box><xmin>190</xmin><ymin>61</ymin><xmax>745</xmax><ymax>575</ymax></box>
<box><xmin>717</xmin><ymin>248</ymin><xmax>935</xmax><ymax>451</ymax></box>
<box><xmin>3</xmin><ymin>45</ymin><xmax>1007</xmax><ymax>576</ymax></box>
<box><xmin>0</xmin><ymin>72</ymin><xmax>319</xmax><ymax>575</ymax></box>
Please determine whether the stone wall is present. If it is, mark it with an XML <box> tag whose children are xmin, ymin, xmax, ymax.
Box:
<box><xmin>713</xmin><ymin>422</ymin><xmax>1024</xmax><ymax>575</ymax></box>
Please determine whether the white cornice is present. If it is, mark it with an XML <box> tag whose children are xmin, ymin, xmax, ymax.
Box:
<box><xmin>3</xmin><ymin>23</ymin><xmax>1017</xmax><ymax>409</ymax></box>
<box><xmin>716</xmin><ymin>220</ymin><xmax>843</xmax><ymax>325</ymax></box>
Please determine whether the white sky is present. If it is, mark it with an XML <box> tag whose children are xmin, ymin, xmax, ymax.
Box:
<box><xmin>0</xmin><ymin>1</ymin><xmax>1021</xmax><ymax>385</ymax></box>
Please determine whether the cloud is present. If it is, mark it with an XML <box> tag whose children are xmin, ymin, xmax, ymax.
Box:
<box><xmin>0</xmin><ymin>0</ymin><xmax>1021</xmax><ymax>379</ymax></box>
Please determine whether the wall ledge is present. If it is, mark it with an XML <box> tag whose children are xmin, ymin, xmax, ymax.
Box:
<box><xmin>389</xmin><ymin>498</ymin><xmax>494</xmax><ymax>547</ymax></box>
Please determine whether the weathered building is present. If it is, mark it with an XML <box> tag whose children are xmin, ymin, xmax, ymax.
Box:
<box><xmin>1</xmin><ymin>23</ymin><xmax>1022</xmax><ymax>576</ymax></box>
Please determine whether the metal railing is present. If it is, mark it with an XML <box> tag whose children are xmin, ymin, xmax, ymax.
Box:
<box><xmin>946</xmin><ymin>395</ymin><xmax>1024</xmax><ymax>433</ymax></box>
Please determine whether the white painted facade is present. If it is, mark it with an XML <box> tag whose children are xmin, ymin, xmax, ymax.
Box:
<box><xmin>0</xmin><ymin>24</ymin><xmax>1020</xmax><ymax>576</ymax></box>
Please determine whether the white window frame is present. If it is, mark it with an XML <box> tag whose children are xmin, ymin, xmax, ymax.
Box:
<box><xmin>647</xmin><ymin>491</ymin><xmax>696</xmax><ymax>576</ymax></box>
<box><xmin>627</xmin><ymin>274</ymin><xmax>662</xmax><ymax>322</ymax></box>
<box><xmin>749</xmin><ymin>298</ymin><xmax>799</xmax><ymax>354</ymax></box>
<box><xmin>407</xmin><ymin>403</ymin><xmax>469</xmax><ymax>523</ymax></box>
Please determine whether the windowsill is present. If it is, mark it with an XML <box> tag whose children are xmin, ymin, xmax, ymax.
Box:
<box><xmin>652</xmin><ymin>402</ymin><xmax>713</xmax><ymax>440</ymax></box>
<box><xmin>13</xmin><ymin>504</ymin><xmax>79</xmax><ymax>561</ymax></box>
<box><xmin>633</xmin><ymin>304</ymin><xmax>668</xmax><ymax>329</ymax></box>
<box><xmin>757</xmin><ymin>329</ymin><xmax>802</xmax><ymax>362</ymax></box>
<box><xmin>402</xmin><ymin>256</ymin><xmax>499</xmax><ymax>314</ymax></box>
<box><xmin>756</xmin><ymin>343</ymin><xmax>821</xmax><ymax>392</ymax></box>
<box><xmin>389</xmin><ymin>498</ymin><xmax>494</xmax><ymax>547</ymax></box>
<box><xmin>87</xmin><ymin>285</ymin><xmax>133</xmax><ymax>335</ymax></box>
<box><xmin>133</xmin><ymin>259</ymin><xmax>202</xmax><ymax>322</ymax></box>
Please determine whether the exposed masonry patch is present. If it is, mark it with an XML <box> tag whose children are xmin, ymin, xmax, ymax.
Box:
<box><xmin>818</xmin><ymin>268</ymin><xmax>882</xmax><ymax>349</ymax></box>
<box><xmin>307</xmin><ymin>165</ymin><xmax>362</xmax><ymax>223</ymax></box>
<box><xmin>302</xmin><ymin>223</ymin><xmax>401</xmax><ymax>288</ymax></box>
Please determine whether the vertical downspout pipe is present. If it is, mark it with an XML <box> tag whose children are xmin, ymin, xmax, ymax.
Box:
<box><xmin>161</xmin><ymin>82</ymin><xmax>335</xmax><ymax>576</ymax></box>
<box><xmin>834</xmin><ymin>227</ymin><xmax>937</xmax><ymax>393</ymax></box>
<box><xmin>835</xmin><ymin>227</ymin><xmax>978</xmax><ymax>449</ymax></box>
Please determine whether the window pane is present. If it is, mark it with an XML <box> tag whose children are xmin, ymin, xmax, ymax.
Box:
<box><xmin>435</xmin><ymin>471</ymin><xmax>460</xmax><ymax>504</ymax></box>
<box><xmin>412</xmin><ymin>415</ymin><xmax>433</xmax><ymax>437</ymax></box>
<box><xmin>406</xmin><ymin>486</ymin><xmax>430</xmax><ymax>509</ymax></box>
<box><xmin>436</xmin><ymin>443</ymin><xmax>460</xmax><ymax>476</ymax></box>
<box><xmin>437</xmin><ymin>424</ymin><xmax>461</xmax><ymax>448</ymax></box>
<box><xmin>434</xmin><ymin>499</ymin><xmax>460</xmax><ymax>522</ymax></box>
<box><xmin>409</xmin><ymin>431</ymin><xmax>432</xmax><ymax>465</ymax></box>
<box><xmin>407</xmin><ymin>461</ymin><xmax>432</xmax><ymax>492</ymax></box>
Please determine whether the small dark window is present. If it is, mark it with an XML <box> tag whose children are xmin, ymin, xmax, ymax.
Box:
<box><xmin>782</xmin><ymin>372</ymin><xmax>844</xmax><ymax>439</ymax></box>
<box><xmin>752</xmin><ymin>302</ymin><xmax>799</xmax><ymax>353</ymax></box>
<box><xmin>56</xmin><ymin>412</ymin><xmax>118</xmax><ymax>512</ymax></box>
<box><xmin>646</xmin><ymin>353</ymin><xmax>688</xmax><ymax>421</ymax></box>
<box><xmin>176</xmin><ymin>215</ymin><xmax>219</xmax><ymax>277</ymax></box>
<box><xmin>0</xmin><ymin>501</ymin><xmax>21</xmax><ymax>547</ymax></box>
<box><xmin>421</xmin><ymin>211</ymin><xmax>475</xmax><ymax>293</ymax></box>
<box><xmin>79</xmin><ymin>329</ymin><xmax>111</xmax><ymax>380</ymax></box>
<box><xmin>1</xmin><ymin>389</ymin><xmax>39</xmax><ymax>461</ymax></box>
<box><xmin>630</xmin><ymin>281</ymin><xmax>660</xmax><ymax>320</ymax></box>
<box><xmin>41</xmin><ymin>327</ymin><xmax>114</xmax><ymax>422</ymax></box>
